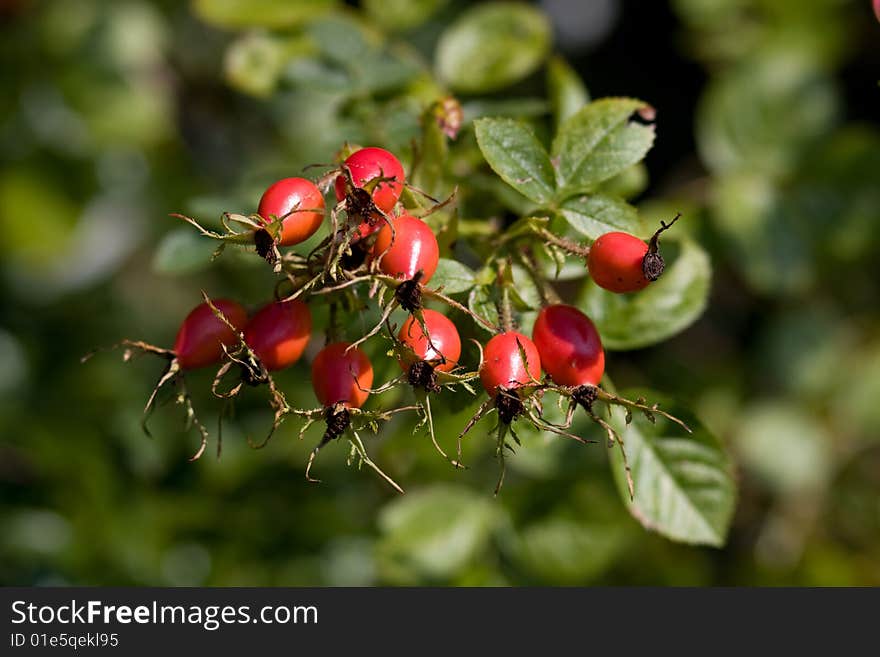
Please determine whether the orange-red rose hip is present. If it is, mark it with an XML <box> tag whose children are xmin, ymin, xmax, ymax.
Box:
<box><xmin>173</xmin><ymin>299</ymin><xmax>248</xmax><ymax>370</ymax></box>
<box><xmin>311</xmin><ymin>342</ymin><xmax>374</xmax><ymax>409</ymax></box>
<box><xmin>244</xmin><ymin>300</ymin><xmax>312</xmax><ymax>371</ymax></box>
<box><xmin>371</xmin><ymin>212</ymin><xmax>439</xmax><ymax>283</ymax></box>
<box><xmin>532</xmin><ymin>304</ymin><xmax>604</xmax><ymax>387</ymax></box>
<box><xmin>258</xmin><ymin>177</ymin><xmax>325</xmax><ymax>246</ymax></box>
<box><xmin>397</xmin><ymin>310</ymin><xmax>461</xmax><ymax>373</ymax></box>
<box><xmin>479</xmin><ymin>331</ymin><xmax>542</xmax><ymax>398</ymax></box>
<box><xmin>587</xmin><ymin>232</ymin><xmax>652</xmax><ymax>293</ymax></box>
<box><xmin>334</xmin><ymin>147</ymin><xmax>405</xmax><ymax>214</ymax></box>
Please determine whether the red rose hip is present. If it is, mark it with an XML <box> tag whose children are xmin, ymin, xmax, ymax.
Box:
<box><xmin>334</xmin><ymin>147</ymin><xmax>405</xmax><ymax>213</ymax></box>
<box><xmin>311</xmin><ymin>342</ymin><xmax>374</xmax><ymax>409</ymax></box>
<box><xmin>244</xmin><ymin>300</ymin><xmax>312</xmax><ymax>371</ymax></box>
<box><xmin>532</xmin><ymin>304</ymin><xmax>604</xmax><ymax>387</ymax></box>
<box><xmin>371</xmin><ymin>212</ymin><xmax>439</xmax><ymax>283</ymax></box>
<box><xmin>397</xmin><ymin>309</ymin><xmax>461</xmax><ymax>373</ymax></box>
<box><xmin>479</xmin><ymin>331</ymin><xmax>542</xmax><ymax>398</ymax></box>
<box><xmin>587</xmin><ymin>232</ymin><xmax>653</xmax><ymax>293</ymax></box>
<box><xmin>173</xmin><ymin>299</ymin><xmax>248</xmax><ymax>370</ymax></box>
<box><xmin>258</xmin><ymin>177</ymin><xmax>325</xmax><ymax>246</ymax></box>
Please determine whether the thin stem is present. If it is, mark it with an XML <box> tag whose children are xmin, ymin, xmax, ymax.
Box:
<box><xmin>493</xmin><ymin>422</ymin><xmax>507</xmax><ymax>496</ymax></box>
<box><xmin>647</xmin><ymin>213</ymin><xmax>682</xmax><ymax>254</ymax></box>
<box><xmin>537</xmin><ymin>228</ymin><xmax>591</xmax><ymax>259</ymax></box>
<box><xmin>596</xmin><ymin>388</ymin><xmax>692</xmax><ymax>434</ymax></box>
<box><xmin>423</xmin><ymin>394</ymin><xmax>464</xmax><ymax>469</ymax></box>
<box><xmin>349</xmin><ymin>431</ymin><xmax>405</xmax><ymax>494</ymax></box>
<box><xmin>346</xmin><ymin>300</ymin><xmax>398</xmax><ymax>353</ymax></box>
<box><xmin>422</xmin><ymin>287</ymin><xmax>499</xmax><ymax>333</ymax></box>
<box><xmin>496</xmin><ymin>261</ymin><xmax>515</xmax><ymax>333</ymax></box>
<box><xmin>516</xmin><ymin>248</ymin><xmax>562</xmax><ymax>306</ymax></box>
<box><xmin>327</xmin><ymin>302</ymin><xmax>339</xmax><ymax>344</ymax></box>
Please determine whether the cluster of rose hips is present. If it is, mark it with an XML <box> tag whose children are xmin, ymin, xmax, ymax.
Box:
<box><xmin>91</xmin><ymin>145</ymin><xmax>687</xmax><ymax>494</ymax></box>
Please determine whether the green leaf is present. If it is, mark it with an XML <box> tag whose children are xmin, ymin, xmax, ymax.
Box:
<box><xmin>510</xmin><ymin>264</ymin><xmax>541</xmax><ymax>329</ymax></box>
<box><xmin>224</xmin><ymin>33</ymin><xmax>287</xmax><ymax>98</ymax></box>
<box><xmin>431</xmin><ymin>258</ymin><xmax>476</xmax><ymax>294</ymax></box>
<box><xmin>558</xmin><ymin>193</ymin><xmax>645</xmax><ymax>240</ymax></box>
<box><xmin>547</xmin><ymin>55</ymin><xmax>589</xmax><ymax>129</ymax></box>
<box><xmin>468</xmin><ymin>173</ymin><xmax>539</xmax><ymax>216</ymax></box>
<box><xmin>363</xmin><ymin>0</ymin><xmax>447</xmax><ymax>31</ymax></box>
<box><xmin>552</xmin><ymin>98</ymin><xmax>655</xmax><ymax>197</ymax></box>
<box><xmin>468</xmin><ymin>285</ymin><xmax>499</xmax><ymax>335</ymax></box>
<box><xmin>474</xmin><ymin>118</ymin><xmax>555</xmax><ymax>204</ymax></box>
<box><xmin>696</xmin><ymin>51</ymin><xmax>838</xmax><ymax>178</ymax></box>
<box><xmin>192</xmin><ymin>0</ymin><xmax>334</xmax><ymax>28</ymax></box>
<box><xmin>598</xmin><ymin>163</ymin><xmax>648</xmax><ymax>200</ymax></box>
<box><xmin>354</xmin><ymin>50</ymin><xmax>421</xmax><ymax>95</ymax></box>
<box><xmin>711</xmin><ymin>173</ymin><xmax>813</xmax><ymax>295</ymax></box>
<box><xmin>834</xmin><ymin>342</ymin><xmax>880</xmax><ymax>441</ymax></box>
<box><xmin>578</xmin><ymin>239</ymin><xmax>711</xmax><ymax>350</ymax></box>
<box><xmin>436</xmin><ymin>2</ymin><xmax>551</xmax><ymax>93</ymax></box>
<box><xmin>285</xmin><ymin>57</ymin><xmax>352</xmax><ymax>93</ymax></box>
<box><xmin>734</xmin><ymin>402</ymin><xmax>831</xmax><ymax>495</ymax></box>
<box><xmin>0</xmin><ymin>170</ymin><xmax>77</xmax><ymax>261</ymax></box>
<box><xmin>152</xmin><ymin>228</ymin><xmax>219</xmax><ymax>275</ymax></box>
<box><xmin>307</xmin><ymin>14</ymin><xmax>372</xmax><ymax>65</ymax></box>
<box><xmin>377</xmin><ymin>485</ymin><xmax>501</xmax><ymax>583</ymax></box>
<box><xmin>303</xmin><ymin>16</ymin><xmax>421</xmax><ymax>95</ymax></box>
<box><xmin>609</xmin><ymin>390</ymin><xmax>736</xmax><ymax>547</ymax></box>
<box><xmin>504</xmin><ymin>517</ymin><xmax>626</xmax><ymax>584</ymax></box>
<box><xmin>461</xmin><ymin>98</ymin><xmax>549</xmax><ymax>123</ymax></box>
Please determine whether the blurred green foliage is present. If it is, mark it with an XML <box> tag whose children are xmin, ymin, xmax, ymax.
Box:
<box><xmin>1</xmin><ymin>0</ymin><xmax>878</xmax><ymax>586</ymax></box>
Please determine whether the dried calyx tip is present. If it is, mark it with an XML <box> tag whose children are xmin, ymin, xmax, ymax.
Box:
<box><xmin>572</xmin><ymin>384</ymin><xmax>599</xmax><ymax>411</ymax></box>
<box><xmin>323</xmin><ymin>404</ymin><xmax>351</xmax><ymax>442</ymax></box>
<box><xmin>254</xmin><ymin>228</ymin><xmax>276</xmax><ymax>263</ymax></box>
<box><xmin>495</xmin><ymin>388</ymin><xmax>525</xmax><ymax>425</ymax></box>
<box><xmin>240</xmin><ymin>361</ymin><xmax>266</xmax><ymax>387</ymax></box>
<box><xmin>340</xmin><ymin>242</ymin><xmax>368</xmax><ymax>270</ymax></box>
<box><xmin>408</xmin><ymin>360</ymin><xmax>439</xmax><ymax>392</ymax></box>
<box><xmin>642</xmin><ymin>252</ymin><xmax>665</xmax><ymax>281</ymax></box>
<box><xmin>395</xmin><ymin>271</ymin><xmax>424</xmax><ymax>312</ymax></box>
<box><xmin>643</xmin><ymin>213</ymin><xmax>681</xmax><ymax>282</ymax></box>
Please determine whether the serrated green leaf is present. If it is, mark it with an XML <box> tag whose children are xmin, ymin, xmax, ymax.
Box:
<box><xmin>558</xmin><ymin>193</ymin><xmax>645</xmax><ymax>240</ymax></box>
<box><xmin>510</xmin><ymin>264</ymin><xmax>541</xmax><ymax>329</ymax></box>
<box><xmin>474</xmin><ymin>118</ymin><xmax>555</xmax><ymax>204</ymax></box>
<box><xmin>553</xmin><ymin>98</ymin><xmax>655</xmax><ymax>198</ymax></box>
<box><xmin>193</xmin><ymin>0</ymin><xmax>334</xmax><ymax>28</ymax></box>
<box><xmin>431</xmin><ymin>258</ymin><xmax>476</xmax><ymax>294</ymax></box>
<box><xmin>547</xmin><ymin>55</ymin><xmax>589</xmax><ymax>129</ymax></box>
<box><xmin>468</xmin><ymin>286</ymin><xmax>499</xmax><ymax>335</ymax></box>
<box><xmin>436</xmin><ymin>2</ymin><xmax>551</xmax><ymax>93</ymax></box>
<box><xmin>578</xmin><ymin>239</ymin><xmax>711</xmax><ymax>350</ymax></box>
<box><xmin>152</xmin><ymin>228</ymin><xmax>219</xmax><ymax>275</ymax></box>
<box><xmin>609</xmin><ymin>390</ymin><xmax>736</xmax><ymax>547</ymax></box>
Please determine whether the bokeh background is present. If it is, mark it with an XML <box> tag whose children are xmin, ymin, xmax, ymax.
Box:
<box><xmin>2</xmin><ymin>0</ymin><xmax>879</xmax><ymax>586</ymax></box>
